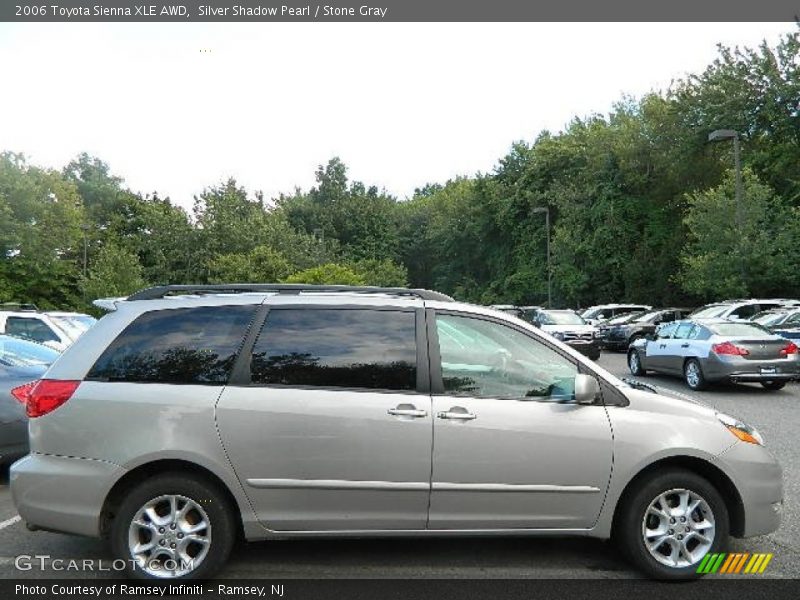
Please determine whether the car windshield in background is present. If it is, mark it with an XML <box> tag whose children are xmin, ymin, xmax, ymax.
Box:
<box><xmin>607</xmin><ymin>312</ymin><xmax>644</xmax><ymax>325</ymax></box>
<box><xmin>632</xmin><ymin>311</ymin><xmax>662</xmax><ymax>323</ymax></box>
<box><xmin>0</xmin><ymin>335</ymin><xmax>60</xmax><ymax>367</ymax></box>
<box><xmin>51</xmin><ymin>315</ymin><xmax>97</xmax><ymax>336</ymax></box>
<box><xmin>707</xmin><ymin>323</ymin><xmax>770</xmax><ymax>337</ymax></box>
<box><xmin>539</xmin><ymin>311</ymin><xmax>585</xmax><ymax>325</ymax></box>
<box><xmin>691</xmin><ymin>305</ymin><xmax>730</xmax><ymax>318</ymax></box>
<box><xmin>752</xmin><ymin>312</ymin><xmax>788</xmax><ymax>327</ymax></box>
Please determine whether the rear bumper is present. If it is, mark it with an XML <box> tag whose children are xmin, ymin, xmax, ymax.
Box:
<box><xmin>10</xmin><ymin>453</ymin><xmax>126</xmax><ymax>538</ymax></box>
<box><xmin>702</xmin><ymin>354</ymin><xmax>800</xmax><ymax>383</ymax></box>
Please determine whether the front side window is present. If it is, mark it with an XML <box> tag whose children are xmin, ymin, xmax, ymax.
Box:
<box><xmin>730</xmin><ymin>304</ymin><xmax>758</xmax><ymax>319</ymax></box>
<box><xmin>5</xmin><ymin>317</ymin><xmax>60</xmax><ymax>343</ymax></box>
<box><xmin>436</xmin><ymin>314</ymin><xmax>578</xmax><ymax>401</ymax></box>
<box><xmin>87</xmin><ymin>305</ymin><xmax>256</xmax><ymax>384</ymax></box>
<box><xmin>250</xmin><ymin>308</ymin><xmax>417</xmax><ymax>391</ymax></box>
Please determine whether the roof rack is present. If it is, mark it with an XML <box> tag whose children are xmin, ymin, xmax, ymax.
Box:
<box><xmin>126</xmin><ymin>284</ymin><xmax>454</xmax><ymax>303</ymax></box>
<box><xmin>0</xmin><ymin>302</ymin><xmax>39</xmax><ymax>312</ymax></box>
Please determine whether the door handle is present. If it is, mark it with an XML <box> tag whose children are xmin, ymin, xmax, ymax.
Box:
<box><xmin>387</xmin><ymin>404</ymin><xmax>428</xmax><ymax>418</ymax></box>
<box><xmin>437</xmin><ymin>407</ymin><xmax>477</xmax><ymax>421</ymax></box>
<box><xmin>680</xmin><ymin>343</ymin><xmax>689</xmax><ymax>348</ymax></box>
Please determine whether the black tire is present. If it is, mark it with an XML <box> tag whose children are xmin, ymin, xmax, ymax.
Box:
<box><xmin>616</xmin><ymin>468</ymin><xmax>729</xmax><ymax>580</ymax></box>
<box><xmin>628</xmin><ymin>350</ymin><xmax>646</xmax><ymax>376</ymax></box>
<box><xmin>684</xmin><ymin>359</ymin><xmax>707</xmax><ymax>391</ymax></box>
<box><xmin>761</xmin><ymin>380</ymin><xmax>786</xmax><ymax>391</ymax></box>
<box><xmin>110</xmin><ymin>472</ymin><xmax>236</xmax><ymax>580</ymax></box>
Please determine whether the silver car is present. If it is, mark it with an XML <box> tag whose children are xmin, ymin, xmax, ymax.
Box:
<box><xmin>628</xmin><ymin>319</ymin><xmax>800</xmax><ymax>391</ymax></box>
<box><xmin>10</xmin><ymin>285</ymin><xmax>783</xmax><ymax>580</ymax></box>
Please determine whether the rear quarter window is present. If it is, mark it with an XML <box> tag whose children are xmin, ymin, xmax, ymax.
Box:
<box><xmin>87</xmin><ymin>305</ymin><xmax>257</xmax><ymax>384</ymax></box>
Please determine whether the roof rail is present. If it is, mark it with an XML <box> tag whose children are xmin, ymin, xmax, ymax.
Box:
<box><xmin>126</xmin><ymin>284</ymin><xmax>454</xmax><ymax>303</ymax></box>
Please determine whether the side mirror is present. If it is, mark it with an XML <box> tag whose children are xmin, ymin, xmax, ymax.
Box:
<box><xmin>533</xmin><ymin>321</ymin><xmax>541</xmax><ymax>328</ymax></box>
<box><xmin>574</xmin><ymin>373</ymin><xmax>600</xmax><ymax>405</ymax></box>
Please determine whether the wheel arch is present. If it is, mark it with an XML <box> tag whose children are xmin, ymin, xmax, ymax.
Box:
<box><xmin>611</xmin><ymin>455</ymin><xmax>745</xmax><ymax>538</ymax></box>
<box><xmin>100</xmin><ymin>459</ymin><xmax>245</xmax><ymax>540</ymax></box>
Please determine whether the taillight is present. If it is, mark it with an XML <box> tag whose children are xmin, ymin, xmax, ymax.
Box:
<box><xmin>25</xmin><ymin>380</ymin><xmax>81</xmax><ymax>418</ymax></box>
<box><xmin>10</xmin><ymin>381</ymin><xmax>36</xmax><ymax>404</ymax></box>
<box><xmin>712</xmin><ymin>341</ymin><xmax>750</xmax><ymax>356</ymax></box>
<box><xmin>780</xmin><ymin>342</ymin><xmax>798</xmax><ymax>356</ymax></box>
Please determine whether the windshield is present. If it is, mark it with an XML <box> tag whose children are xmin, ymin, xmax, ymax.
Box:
<box><xmin>606</xmin><ymin>312</ymin><xmax>644</xmax><ymax>325</ymax></box>
<box><xmin>751</xmin><ymin>312</ymin><xmax>788</xmax><ymax>327</ymax></box>
<box><xmin>50</xmin><ymin>315</ymin><xmax>97</xmax><ymax>340</ymax></box>
<box><xmin>691</xmin><ymin>305</ymin><xmax>729</xmax><ymax>319</ymax></box>
<box><xmin>707</xmin><ymin>323</ymin><xmax>771</xmax><ymax>337</ymax></box>
<box><xmin>632</xmin><ymin>310</ymin><xmax>663</xmax><ymax>323</ymax></box>
<box><xmin>539</xmin><ymin>311</ymin><xmax>585</xmax><ymax>325</ymax></box>
<box><xmin>0</xmin><ymin>335</ymin><xmax>60</xmax><ymax>367</ymax></box>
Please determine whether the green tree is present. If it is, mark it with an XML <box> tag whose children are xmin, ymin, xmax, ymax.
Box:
<box><xmin>82</xmin><ymin>242</ymin><xmax>146</xmax><ymax>301</ymax></box>
<box><xmin>284</xmin><ymin>263</ymin><xmax>366</xmax><ymax>285</ymax></box>
<box><xmin>679</xmin><ymin>169</ymin><xmax>798</xmax><ymax>299</ymax></box>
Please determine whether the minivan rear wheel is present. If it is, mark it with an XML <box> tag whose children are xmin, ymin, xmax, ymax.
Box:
<box><xmin>616</xmin><ymin>468</ymin><xmax>729</xmax><ymax>580</ymax></box>
<box><xmin>110</xmin><ymin>473</ymin><xmax>235</xmax><ymax>579</ymax></box>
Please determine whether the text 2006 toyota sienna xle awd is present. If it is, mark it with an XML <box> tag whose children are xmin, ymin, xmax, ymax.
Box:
<box><xmin>10</xmin><ymin>285</ymin><xmax>782</xmax><ymax>580</ymax></box>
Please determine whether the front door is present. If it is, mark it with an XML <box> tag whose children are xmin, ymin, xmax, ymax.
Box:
<box><xmin>427</xmin><ymin>311</ymin><xmax>613</xmax><ymax>530</ymax></box>
<box><xmin>646</xmin><ymin>322</ymin><xmax>678</xmax><ymax>371</ymax></box>
<box><xmin>217</xmin><ymin>306</ymin><xmax>433</xmax><ymax>531</ymax></box>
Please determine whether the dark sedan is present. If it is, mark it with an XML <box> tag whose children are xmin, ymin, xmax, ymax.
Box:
<box><xmin>597</xmin><ymin>308</ymin><xmax>693</xmax><ymax>351</ymax></box>
<box><xmin>0</xmin><ymin>335</ymin><xmax>58</xmax><ymax>465</ymax></box>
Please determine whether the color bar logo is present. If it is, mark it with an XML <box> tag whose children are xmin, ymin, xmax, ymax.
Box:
<box><xmin>697</xmin><ymin>553</ymin><xmax>773</xmax><ymax>574</ymax></box>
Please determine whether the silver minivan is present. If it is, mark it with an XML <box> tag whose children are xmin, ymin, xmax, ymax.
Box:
<box><xmin>10</xmin><ymin>285</ymin><xmax>782</xmax><ymax>580</ymax></box>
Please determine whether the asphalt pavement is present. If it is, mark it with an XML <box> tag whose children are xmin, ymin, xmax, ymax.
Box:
<box><xmin>0</xmin><ymin>352</ymin><xmax>797</xmax><ymax>579</ymax></box>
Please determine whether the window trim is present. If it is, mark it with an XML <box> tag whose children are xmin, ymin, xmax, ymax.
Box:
<box><xmin>428</xmin><ymin>308</ymin><xmax>606</xmax><ymax>404</ymax></box>
<box><xmin>229</xmin><ymin>304</ymin><xmax>428</xmax><ymax>395</ymax></box>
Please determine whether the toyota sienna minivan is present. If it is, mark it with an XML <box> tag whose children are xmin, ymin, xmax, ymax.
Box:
<box><xmin>10</xmin><ymin>284</ymin><xmax>782</xmax><ymax>580</ymax></box>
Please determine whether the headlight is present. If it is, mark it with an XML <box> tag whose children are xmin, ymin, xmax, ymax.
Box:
<box><xmin>717</xmin><ymin>412</ymin><xmax>764</xmax><ymax>446</ymax></box>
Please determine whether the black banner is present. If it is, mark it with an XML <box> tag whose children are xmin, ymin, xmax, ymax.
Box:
<box><xmin>2</xmin><ymin>0</ymin><xmax>800</xmax><ymax>22</ymax></box>
<box><xmin>4</xmin><ymin>579</ymin><xmax>800</xmax><ymax>600</ymax></box>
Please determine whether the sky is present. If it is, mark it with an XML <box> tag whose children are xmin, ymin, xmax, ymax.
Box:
<box><xmin>0</xmin><ymin>22</ymin><xmax>795</xmax><ymax>210</ymax></box>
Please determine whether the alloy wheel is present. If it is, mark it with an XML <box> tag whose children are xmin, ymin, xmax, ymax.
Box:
<box><xmin>127</xmin><ymin>494</ymin><xmax>212</xmax><ymax>578</ymax></box>
<box><xmin>641</xmin><ymin>488</ymin><xmax>715</xmax><ymax>569</ymax></box>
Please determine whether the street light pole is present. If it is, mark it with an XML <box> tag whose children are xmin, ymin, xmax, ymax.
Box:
<box><xmin>532</xmin><ymin>207</ymin><xmax>552</xmax><ymax>308</ymax></box>
<box><xmin>708</xmin><ymin>129</ymin><xmax>745</xmax><ymax>285</ymax></box>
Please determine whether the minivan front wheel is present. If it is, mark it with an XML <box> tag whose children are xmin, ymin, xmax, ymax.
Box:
<box><xmin>616</xmin><ymin>469</ymin><xmax>729</xmax><ymax>580</ymax></box>
<box><xmin>111</xmin><ymin>473</ymin><xmax>236</xmax><ymax>579</ymax></box>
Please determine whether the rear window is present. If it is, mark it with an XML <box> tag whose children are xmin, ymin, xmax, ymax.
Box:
<box><xmin>707</xmin><ymin>323</ymin><xmax>770</xmax><ymax>337</ymax></box>
<box><xmin>87</xmin><ymin>305</ymin><xmax>256</xmax><ymax>384</ymax></box>
<box><xmin>250</xmin><ymin>308</ymin><xmax>417</xmax><ymax>391</ymax></box>
<box><xmin>0</xmin><ymin>335</ymin><xmax>59</xmax><ymax>367</ymax></box>
<box><xmin>691</xmin><ymin>305</ymin><xmax>728</xmax><ymax>319</ymax></box>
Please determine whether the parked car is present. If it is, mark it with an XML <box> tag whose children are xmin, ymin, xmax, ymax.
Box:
<box><xmin>628</xmin><ymin>318</ymin><xmax>800</xmax><ymax>391</ymax></box>
<box><xmin>490</xmin><ymin>305</ymin><xmax>541</xmax><ymax>324</ymax></box>
<box><xmin>531</xmin><ymin>309</ymin><xmax>600</xmax><ymax>360</ymax></box>
<box><xmin>11</xmin><ymin>284</ymin><xmax>782</xmax><ymax>580</ymax></box>
<box><xmin>773</xmin><ymin>325</ymin><xmax>800</xmax><ymax>341</ymax></box>
<box><xmin>0</xmin><ymin>335</ymin><xmax>59</xmax><ymax>465</ymax></box>
<box><xmin>0</xmin><ymin>304</ymin><xmax>96</xmax><ymax>352</ymax></box>
<box><xmin>581</xmin><ymin>304</ymin><xmax>652</xmax><ymax>325</ymax></box>
<box><xmin>598</xmin><ymin>308</ymin><xmax>693</xmax><ymax>351</ymax></box>
<box><xmin>690</xmin><ymin>299</ymin><xmax>797</xmax><ymax>322</ymax></box>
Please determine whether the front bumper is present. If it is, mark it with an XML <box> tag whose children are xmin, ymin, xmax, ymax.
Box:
<box><xmin>565</xmin><ymin>340</ymin><xmax>601</xmax><ymax>360</ymax></box>
<box><xmin>10</xmin><ymin>453</ymin><xmax>126</xmax><ymax>538</ymax></box>
<box><xmin>717</xmin><ymin>442</ymin><xmax>783</xmax><ymax>538</ymax></box>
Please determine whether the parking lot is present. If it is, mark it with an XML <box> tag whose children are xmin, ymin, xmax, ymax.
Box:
<box><xmin>0</xmin><ymin>351</ymin><xmax>797</xmax><ymax>579</ymax></box>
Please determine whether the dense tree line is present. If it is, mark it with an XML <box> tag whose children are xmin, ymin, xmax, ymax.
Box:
<box><xmin>1</xmin><ymin>30</ymin><xmax>798</xmax><ymax>311</ymax></box>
